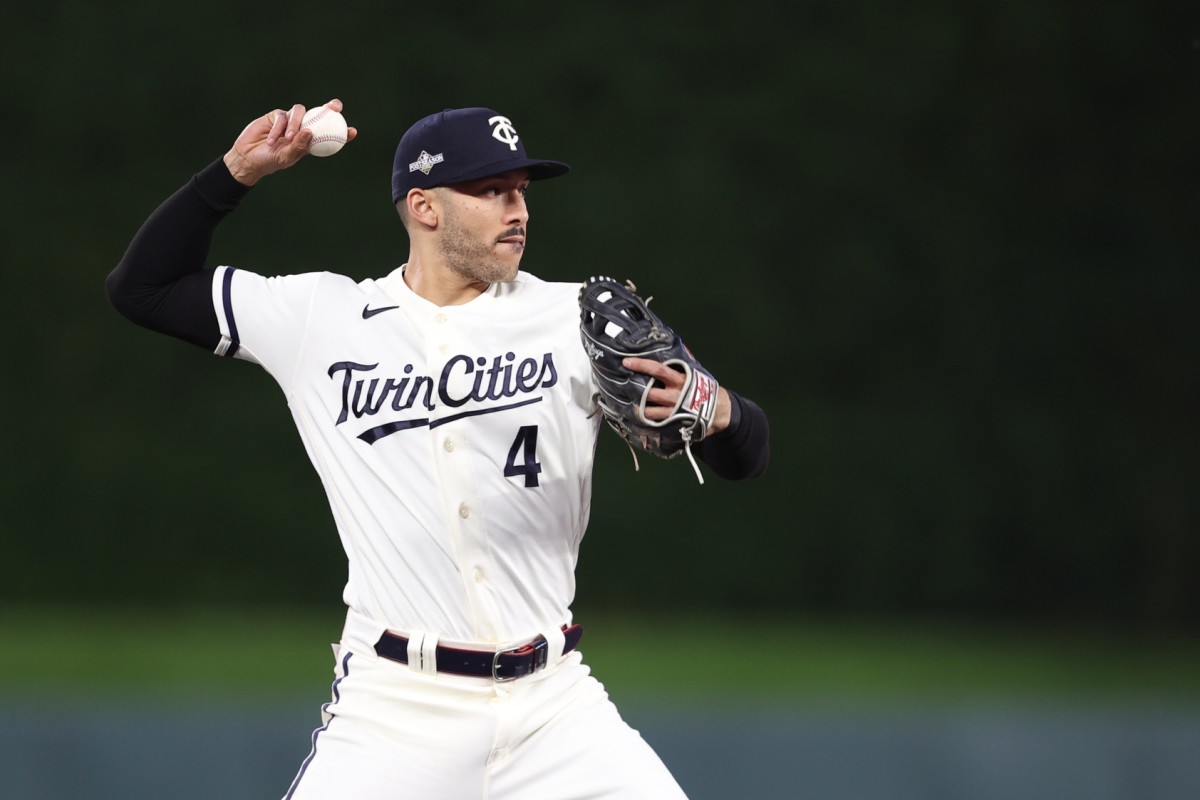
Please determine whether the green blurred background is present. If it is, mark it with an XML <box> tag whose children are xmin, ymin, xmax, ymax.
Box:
<box><xmin>2</xmin><ymin>1</ymin><xmax>1199</xmax><ymax>797</ymax></box>
<box><xmin>3</xmin><ymin>0</ymin><xmax>1196</xmax><ymax>629</ymax></box>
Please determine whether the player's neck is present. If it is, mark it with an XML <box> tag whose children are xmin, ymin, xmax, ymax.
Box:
<box><xmin>402</xmin><ymin>260</ymin><xmax>490</xmax><ymax>307</ymax></box>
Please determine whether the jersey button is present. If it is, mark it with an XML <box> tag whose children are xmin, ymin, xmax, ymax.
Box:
<box><xmin>435</xmin><ymin>313</ymin><xmax>448</xmax><ymax>324</ymax></box>
<box><xmin>458</xmin><ymin>503</ymin><xmax>470</xmax><ymax>519</ymax></box>
<box><xmin>473</xmin><ymin>569</ymin><xmax>485</xmax><ymax>583</ymax></box>
<box><xmin>443</xmin><ymin>440</ymin><xmax>455</xmax><ymax>453</ymax></box>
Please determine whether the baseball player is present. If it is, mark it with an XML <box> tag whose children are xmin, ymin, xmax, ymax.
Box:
<box><xmin>107</xmin><ymin>98</ymin><xmax>769</xmax><ymax>799</ymax></box>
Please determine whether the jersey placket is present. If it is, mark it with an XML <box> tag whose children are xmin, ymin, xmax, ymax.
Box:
<box><xmin>427</xmin><ymin>308</ymin><xmax>505</xmax><ymax>643</ymax></box>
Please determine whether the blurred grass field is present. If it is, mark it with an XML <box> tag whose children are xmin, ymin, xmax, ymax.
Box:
<box><xmin>2</xmin><ymin>606</ymin><xmax>1197</xmax><ymax>710</ymax></box>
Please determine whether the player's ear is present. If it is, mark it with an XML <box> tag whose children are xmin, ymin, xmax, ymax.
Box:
<box><xmin>406</xmin><ymin>188</ymin><xmax>439</xmax><ymax>230</ymax></box>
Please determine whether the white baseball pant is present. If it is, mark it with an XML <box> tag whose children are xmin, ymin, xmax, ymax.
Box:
<box><xmin>282</xmin><ymin>618</ymin><xmax>688</xmax><ymax>799</ymax></box>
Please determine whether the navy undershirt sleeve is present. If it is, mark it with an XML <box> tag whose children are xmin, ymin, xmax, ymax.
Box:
<box><xmin>106</xmin><ymin>158</ymin><xmax>252</xmax><ymax>350</ymax></box>
<box><xmin>695</xmin><ymin>391</ymin><xmax>770</xmax><ymax>480</ymax></box>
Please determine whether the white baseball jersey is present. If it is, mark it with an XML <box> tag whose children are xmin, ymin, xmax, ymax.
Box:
<box><xmin>211</xmin><ymin>265</ymin><xmax>601</xmax><ymax>644</ymax></box>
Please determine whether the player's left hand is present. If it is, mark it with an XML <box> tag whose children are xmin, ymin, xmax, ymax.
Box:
<box><xmin>623</xmin><ymin>357</ymin><xmax>732</xmax><ymax>435</ymax></box>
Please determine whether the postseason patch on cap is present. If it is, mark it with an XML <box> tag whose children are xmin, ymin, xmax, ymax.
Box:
<box><xmin>409</xmin><ymin>150</ymin><xmax>444</xmax><ymax>176</ymax></box>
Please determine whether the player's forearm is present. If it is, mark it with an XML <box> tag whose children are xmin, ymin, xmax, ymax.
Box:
<box><xmin>106</xmin><ymin>159</ymin><xmax>251</xmax><ymax>349</ymax></box>
<box><xmin>695</xmin><ymin>391</ymin><xmax>770</xmax><ymax>480</ymax></box>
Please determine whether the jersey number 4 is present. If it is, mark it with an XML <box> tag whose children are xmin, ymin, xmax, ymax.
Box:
<box><xmin>504</xmin><ymin>425</ymin><xmax>542</xmax><ymax>488</ymax></box>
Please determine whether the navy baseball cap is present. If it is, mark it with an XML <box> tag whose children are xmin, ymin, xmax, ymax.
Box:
<box><xmin>391</xmin><ymin>107</ymin><xmax>570</xmax><ymax>203</ymax></box>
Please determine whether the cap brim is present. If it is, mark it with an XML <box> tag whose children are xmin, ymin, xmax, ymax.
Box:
<box><xmin>443</xmin><ymin>158</ymin><xmax>571</xmax><ymax>187</ymax></box>
<box><xmin>527</xmin><ymin>160</ymin><xmax>571</xmax><ymax>181</ymax></box>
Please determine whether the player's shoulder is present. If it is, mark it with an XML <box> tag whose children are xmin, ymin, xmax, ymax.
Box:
<box><xmin>235</xmin><ymin>267</ymin><xmax>361</xmax><ymax>290</ymax></box>
<box><xmin>498</xmin><ymin>271</ymin><xmax>583</xmax><ymax>302</ymax></box>
<box><xmin>239</xmin><ymin>269</ymin><xmax>389</xmax><ymax>318</ymax></box>
<box><xmin>275</xmin><ymin>269</ymin><xmax>383</xmax><ymax>299</ymax></box>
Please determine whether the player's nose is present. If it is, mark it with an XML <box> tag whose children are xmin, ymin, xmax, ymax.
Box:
<box><xmin>506</xmin><ymin>191</ymin><xmax>529</xmax><ymax>225</ymax></box>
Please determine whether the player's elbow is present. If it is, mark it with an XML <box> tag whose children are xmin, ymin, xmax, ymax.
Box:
<box><xmin>105</xmin><ymin>265</ymin><xmax>144</xmax><ymax>323</ymax></box>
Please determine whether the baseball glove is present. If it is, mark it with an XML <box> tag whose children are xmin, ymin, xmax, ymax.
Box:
<box><xmin>579</xmin><ymin>275</ymin><xmax>720</xmax><ymax>483</ymax></box>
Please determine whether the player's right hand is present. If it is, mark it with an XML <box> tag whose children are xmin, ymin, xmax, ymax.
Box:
<box><xmin>222</xmin><ymin>99</ymin><xmax>355</xmax><ymax>186</ymax></box>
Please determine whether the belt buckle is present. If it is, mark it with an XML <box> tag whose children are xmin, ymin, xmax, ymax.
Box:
<box><xmin>492</xmin><ymin>635</ymin><xmax>549</xmax><ymax>682</ymax></box>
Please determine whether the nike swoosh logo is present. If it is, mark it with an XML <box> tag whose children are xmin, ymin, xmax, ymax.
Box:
<box><xmin>362</xmin><ymin>304</ymin><xmax>399</xmax><ymax>319</ymax></box>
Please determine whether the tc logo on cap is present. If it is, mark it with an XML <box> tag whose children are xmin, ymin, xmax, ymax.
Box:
<box><xmin>489</xmin><ymin>116</ymin><xmax>520</xmax><ymax>151</ymax></box>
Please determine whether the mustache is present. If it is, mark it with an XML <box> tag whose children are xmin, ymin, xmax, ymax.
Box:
<box><xmin>496</xmin><ymin>227</ymin><xmax>526</xmax><ymax>242</ymax></box>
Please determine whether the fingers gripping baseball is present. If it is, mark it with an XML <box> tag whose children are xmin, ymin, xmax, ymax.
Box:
<box><xmin>223</xmin><ymin>99</ymin><xmax>356</xmax><ymax>186</ymax></box>
<box><xmin>224</xmin><ymin>103</ymin><xmax>311</xmax><ymax>184</ymax></box>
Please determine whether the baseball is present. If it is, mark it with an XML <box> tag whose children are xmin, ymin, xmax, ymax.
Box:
<box><xmin>302</xmin><ymin>106</ymin><xmax>349</xmax><ymax>157</ymax></box>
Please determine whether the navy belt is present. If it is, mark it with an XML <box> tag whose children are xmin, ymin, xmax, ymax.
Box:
<box><xmin>374</xmin><ymin>624</ymin><xmax>584</xmax><ymax>682</ymax></box>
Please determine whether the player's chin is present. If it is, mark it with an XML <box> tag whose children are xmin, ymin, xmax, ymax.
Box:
<box><xmin>483</xmin><ymin>260</ymin><xmax>521</xmax><ymax>284</ymax></box>
<box><xmin>496</xmin><ymin>247</ymin><xmax>524</xmax><ymax>277</ymax></box>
